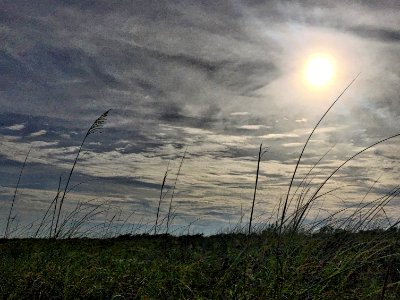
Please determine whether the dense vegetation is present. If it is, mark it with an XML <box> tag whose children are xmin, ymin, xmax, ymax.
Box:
<box><xmin>1</xmin><ymin>229</ymin><xmax>400</xmax><ymax>299</ymax></box>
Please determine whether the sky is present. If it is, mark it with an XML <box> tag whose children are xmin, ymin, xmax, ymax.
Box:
<box><xmin>1</xmin><ymin>0</ymin><xmax>400</xmax><ymax>236</ymax></box>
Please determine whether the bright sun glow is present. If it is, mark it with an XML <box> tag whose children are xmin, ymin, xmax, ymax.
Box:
<box><xmin>305</xmin><ymin>55</ymin><xmax>334</xmax><ymax>87</ymax></box>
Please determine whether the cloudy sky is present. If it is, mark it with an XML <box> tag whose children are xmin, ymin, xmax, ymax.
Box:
<box><xmin>1</xmin><ymin>0</ymin><xmax>400</xmax><ymax>236</ymax></box>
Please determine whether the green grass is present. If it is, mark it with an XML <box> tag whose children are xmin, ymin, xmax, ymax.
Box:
<box><xmin>1</xmin><ymin>230</ymin><xmax>399</xmax><ymax>299</ymax></box>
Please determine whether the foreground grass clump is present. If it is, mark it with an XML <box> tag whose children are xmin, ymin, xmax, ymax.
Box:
<box><xmin>1</xmin><ymin>230</ymin><xmax>400</xmax><ymax>299</ymax></box>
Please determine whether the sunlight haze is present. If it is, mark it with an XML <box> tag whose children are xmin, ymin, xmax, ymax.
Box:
<box><xmin>305</xmin><ymin>55</ymin><xmax>334</xmax><ymax>87</ymax></box>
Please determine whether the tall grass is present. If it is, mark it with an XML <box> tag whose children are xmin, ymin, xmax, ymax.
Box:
<box><xmin>3</xmin><ymin>147</ymin><xmax>31</xmax><ymax>239</ymax></box>
<box><xmin>274</xmin><ymin>73</ymin><xmax>398</xmax><ymax>233</ymax></box>
<box><xmin>280</xmin><ymin>74</ymin><xmax>360</xmax><ymax>233</ymax></box>
<box><xmin>248</xmin><ymin>144</ymin><xmax>268</xmax><ymax>234</ymax></box>
<box><xmin>290</xmin><ymin>133</ymin><xmax>400</xmax><ymax>232</ymax></box>
<box><xmin>166</xmin><ymin>147</ymin><xmax>187</xmax><ymax>234</ymax></box>
<box><xmin>33</xmin><ymin>176</ymin><xmax>61</xmax><ymax>238</ymax></box>
<box><xmin>53</xmin><ymin>109</ymin><xmax>110</xmax><ymax>238</ymax></box>
<box><xmin>259</xmin><ymin>74</ymin><xmax>400</xmax><ymax>297</ymax></box>
<box><xmin>154</xmin><ymin>161</ymin><xmax>170</xmax><ymax>235</ymax></box>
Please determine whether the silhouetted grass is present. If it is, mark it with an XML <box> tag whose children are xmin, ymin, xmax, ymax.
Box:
<box><xmin>54</xmin><ymin>109</ymin><xmax>110</xmax><ymax>238</ymax></box>
<box><xmin>3</xmin><ymin>147</ymin><xmax>31</xmax><ymax>239</ymax></box>
<box><xmin>154</xmin><ymin>161</ymin><xmax>170</xmax><ymax>235</ymax></box>
<box><xmin>166</xmin><ymin>147</ymin><xmax>187</xmax><ymax>234</ymax></box>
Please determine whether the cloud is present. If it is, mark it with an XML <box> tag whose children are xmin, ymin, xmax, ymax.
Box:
<box><xmin>259</xmin><ymin>133</ymin><xmax>299</xmax><ymax>140</ymax></box>
<box><xmin>348</xmin><ymin>26</ymin><xmax>400</xmax><ymax>43</ymax></box>
<box><xmin>0</xmin><ymin>0</ymin><xmax>399</xmax><ymax>234</ymax></box>
<box><xmin>237</xmin><ymin>125</ymin><xmax>269</xmax><ymax>130</ymax></box>
<box><xmin>30</xmin><ymin>130</ymin><xmax>47</xmax><ymax>137</ymax></box>
<box><xmin>295</xmin><ymin>118</ymin><xmax>307</xmax><ymax>123</ymax></box>
<box><xmin>5</xmin><ymin>124</ymin><xmax>25</xmax><ymax>131</ymax></box>
<box><xmin>230</xmin><ymin>112</ymin><xmax>250</xmax><ymax>116</ymax></box>
<box><xmin>282</xmin><ymin>142</ymin><xmax>303</xmax><ymax>148</ymax></box>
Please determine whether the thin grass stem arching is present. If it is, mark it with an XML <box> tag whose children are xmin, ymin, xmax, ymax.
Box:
<box><xmin>4</xmin><ymin>146</ymin><xmax>31</xmax><ymax>239</ymax></box>
<box><xmin>280</xmin><ymin>74</ymin><xmax>360</xmax><ymax>233</ymax></box>
<box><xmin>166</xmin><ymin>147</ymin><xmax>187</xmax><ymax>234</ymax></box>
<box><xmin>54</xmin><ymin>109</ymin><xmax>110</xmax><ymax>238</ymax></box>
<box><xmin>292</xmin><ymin>133</ymin><xmax>400</xmax><ymax>232</ymax></box>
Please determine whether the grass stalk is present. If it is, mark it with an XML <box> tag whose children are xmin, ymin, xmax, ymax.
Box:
<box><xmin>380</xmin><ymin>259</ymin><xmax>392</xmax><ymax>300</ymax></box>
<box><xmin>155</xmin><ymin>161</ymin><xmax>170</xmax><ymax>234</ymax></box>
<box><xmin>280</xmin><ymin>74</ymin><xmax>360</xmax><ymax>233</ymax></box>
<box><xmin>33</xmin><ymin>176</ymin><xmax>62</xmax><ymax>238</ymax></box>
<box><xmin>50</xmin><ymin>176</ymin><xmax>62</xmax><ymax>237</ymax></box>
<box><xmin>4</xmin><ymin>147</ymin><xmax>31</xmax><ymax>239</ymax></box>
<box><xmin>166</xmin><ymin>147</ymin><xmax>187</xmax><ymax>234</ymax></box>
<box><xmin>53</xmin><ymin>109</ymin><xmax>110</xmax><ymax>238</ymax></box>
<box><xmin>249</xmin><ymin>143</ymin><xmax>267</xmax><ymax>234</ymax></box>
<box><xmin>292</xmin><ymin>133</ymin><xmax>400</xmax><ymax>232</ymax></box>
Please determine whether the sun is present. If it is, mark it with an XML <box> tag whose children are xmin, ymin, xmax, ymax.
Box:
<box><xmin>305</xmin><ymin>55</ymin><xmax>334</xmax><ymax>87</ymax></box>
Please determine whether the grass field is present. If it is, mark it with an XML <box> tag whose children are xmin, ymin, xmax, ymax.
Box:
<box><xmin>1</xmin><ymin>229</ymin><xmax>400</xmax><ymax>299</ymax></box>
